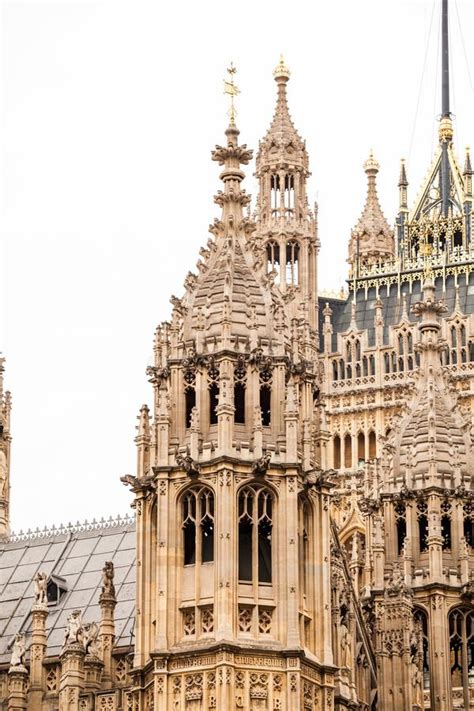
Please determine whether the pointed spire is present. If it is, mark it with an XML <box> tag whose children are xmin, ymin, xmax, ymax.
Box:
<box><xmin>464</xmin><ymin>147</ymin><xmax>473</xmax><ymax>198</ymax></box>
<box><xmin>256</xmin><ymin>57</ymin><xmax>308</xmax><ymax>177</ymax></box>
<box><xmin>348</xmin><ymin>151</ymin><xmax>394</xmax><ymax>271</ymax></box>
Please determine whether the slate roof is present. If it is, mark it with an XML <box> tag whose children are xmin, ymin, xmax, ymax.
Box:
<box><xmin>319</xmin><ymin>272</ymin><xmax>474</xmax><ymax>351</ymax></box>
<box><xmin>0</xmin><ymin>516</ymin><xmax>136</xmax><ymax>665</ymax></box>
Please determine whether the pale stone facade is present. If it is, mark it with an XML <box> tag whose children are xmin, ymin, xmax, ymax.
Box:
<box><xmin>1</xmin><ymin>11</ymin><xmax>474</xmax><ymax>710</ymax></box>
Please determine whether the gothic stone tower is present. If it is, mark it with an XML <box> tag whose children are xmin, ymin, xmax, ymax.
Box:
<box><xmin>122</xmin><ymin>65</ymin><xmax>335</xmax><ymax>711</ymax></box>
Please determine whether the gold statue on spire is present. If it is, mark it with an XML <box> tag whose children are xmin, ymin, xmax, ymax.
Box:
<box><xmin>224</xmin><ymin>63</ymin><xmax>239</xmax><ymax>126</ymax></box>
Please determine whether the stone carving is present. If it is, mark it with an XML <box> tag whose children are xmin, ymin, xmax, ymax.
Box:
<box><xmin>0</xmin><ymin>449</ymin><xmax>7</xmax><ymax>498</ymax></box>
<box><xmin>83</xmin><ymin>622</ymin><xmax>99</xmax><ymax>656</ymax></box>
<box><xmin>34</xmin><ymin>571</ymin><xmax>48</xmax><ymax>606</ymax></box>
<box><xmin>10</xmin><ymin>634</ymin><xmax>26</xmax><ymax>668</ymax></box>
<box><xmin>101</xmin><ymin>561</ymin><xmax>116</xmax><ymax>598</ymax></box>
<box><xmin>176</xmin><ymin>453</ymin><xmax>200</xmax><ymax>478</ymax></box>
<box><xmin>64</xmin><ymin>610</ymin><xmax>83</xmax><ymax>647</ymax></box>
<box><xmin>251</xmin><ymin>452</ymin><xmax>271</xmax><ymax>477</ymax></box>
<box><xmin>340</xmin><ymin>621</ymin><xmax>353</xmax><ymax>668</ymax></box>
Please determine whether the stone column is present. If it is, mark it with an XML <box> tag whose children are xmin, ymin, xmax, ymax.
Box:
<box><xmin>59</xmin><ymin>641</ymin><xmax>86</xmax><ymax>711</ymax></box>
<box><xmin>7</xmin><ymin>665</ymin><xmax>28</xmax><ymax>711</ymax></box>
<box><xmin>28</xmin><ymin>601</ymin><xmax>49</xmax><ymax>710</ymax></box>
<box><xmin>216</xmin><ymin>360</ymin><xmax>234</xmax><ymax>455</ymax></box>
<box><xmin>99</xmin><ymin>565</ymin><xmax>117</xmax><ymax>689</ymax></box>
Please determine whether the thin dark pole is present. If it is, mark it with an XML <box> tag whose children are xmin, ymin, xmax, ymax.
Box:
<box><xmin>441</xmin><ymin>0</ymin><xmax>450</xmax><ymax>118</ymax></box>
<box><xmin>440</xmin><ymin>0</ymin><xmax>451</xmax><ymax>216</ymax></box>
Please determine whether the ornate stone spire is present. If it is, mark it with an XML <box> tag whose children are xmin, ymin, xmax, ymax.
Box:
<box><xmin>253</xmin><ymin>59</ymin><xmax>319</xmax><ymax>347</ymax></box>
<box><xmin>257</xmin><ymin>56</ymin><xmax>307</xmax><ymax>174</ymax></box>
<box><xmin>348</xmin><ymin>151</ymin><xmax>394</xmax><ymax>273</ymax></box>
<box><xmin>387</xmin><ymin>279</ymin><xmax>471</xmax><ymax>488</ymax></box>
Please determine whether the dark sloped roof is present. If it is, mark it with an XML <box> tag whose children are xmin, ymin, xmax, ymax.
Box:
<box><xmin>0</xmin><ymin>517</ymin><xmax>136</xmax><ymax>665</ymax></box>
<box><xmin>319</xmin><ymin>272</ymin><xmax>474</xmax><ymax>351</ymax></box>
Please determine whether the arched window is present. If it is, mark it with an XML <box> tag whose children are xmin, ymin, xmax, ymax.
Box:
<box><xmin>413</xmin><ymin>609</ymin><xmax>430</xmax><ymax>692</ymax></box>
<box><xmin>368</xmin><ymin>431</ymin><xmax>376</xmax><ymax>459</ymax></box>
<box><xmin>286</xmin><ymin>240</ymin><xmax>299</xmax><ymax>286</ymax></box>
<box><xmin>344</xmin><ymin>434</ymin><xmax>352</xmax><ymax>469</ymax></box>
<box><xmin>208</xmin><ymin>362</ymin><xmax>220</xmax><ymax>426</ymax></box>
<box><xmin>234</xmin><ymin>360</ymin><xmax>247</xmax><ymax>424</ymax></box>
<box><xmin>441</xmin><ymin>500</ymin><xmax>452</xmax><ymax>551</ymax></box>
<box><xmin>182</xmin><ymin>487</ymin><xmax>215</xmax><ymax>565</ymax></box>
<box><xmin>417</xmin><ymin>501</ymin><xmax>429</xmax><ymax>553</ymax></box>
<box><xmin>266</xmin><ymin>241</ymin><xmax>280</xmax><ymax>281</ymax></box>
<box><xmin>449</xmin><ymin>608</ymin><xmax>474</xmax><ymax>704</ymax></box>
<box><xmin>464</xmin><ymin>501</ymin><xmax>474</xmax><ymax>547</ymax></box>
<box><xmin>238</xmin><ymin>486</ymin><xmax>273</xmax><ymax>584</ymax></box>
<box><xmin>270</xmin><ymin>174</ymin><xmax>280</xmax><ymax>215</ymax></box>
<box><xmin>284</xmin><ymin>174</ymin><xmax>295</xmax><ymax>215</ymax></box>
<box><xmin>357</xmin><ymin>432</ymin><xmax>365</xmax><ymax>464</ymax></box>
<box><xmin>259</xmin><ymin>366</ymin><xmax>272</xmax><ymax>427</ymax></box>
<box><xmin>184</xmin><ymin>367</ymin><xmax>196</xmax><ymax>429</ymax></box>
<box><xmin>334</xmin><ymin>435</ymin><xmax>341</xmax><ymax>469</ymax></box>
<box><xmin>395</xmin><ymin>502</ymin><xmax>406</xmax><ymax>555</ymax></box>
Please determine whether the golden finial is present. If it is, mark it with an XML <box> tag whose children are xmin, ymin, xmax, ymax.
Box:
<box><xmin>364</xmin><ymin>149</ymin><xmax>379</xmax><ymax>174</ymax></box>
<box><xmin>223</xmin><ymin>62</ymin><xmax>240</xmax><ymax>126</ymax></box>
<box><xmin>273</xmin><ymin>54</ymin><xmax>290</xmax><ymax>81</ymax></box>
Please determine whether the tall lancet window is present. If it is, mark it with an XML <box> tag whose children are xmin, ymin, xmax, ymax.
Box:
<box><xmin>238</xmin><ymin>486</ymin><xmax>274</xmax><ymax>584</ymax></box>
<box><xmin>286</xmin><ymin>240</ymin><xmax>299</xmax><ymax>285</ymax></box>
<box><xmin>266</xmin><ymin>241</ymin><xmax>280</xmax><ymax>283</ymax></box>
<box><xmin>259</xmin><ymin>366</ymin><xmax>272</xmax><ymax>426</ymax></box>
<box><xmin>284</xmin><ymin>174</ymin><xmax>295</xmax><ymax>216</ymax></box>
<box><xmin>234</xmin><ymin>358</ymin><xmax>247</xmax><ymax>424</ymax></box>
<box><xmin>184</xmin><ymin>367</ymin><xmax>196</xmax><ymax>429</ymax></box>
<box><xmin>182</xmin><ymin>487</ymin><xmax>215</xmax><ymax>565</ymax></box>
<box><xmin>270</xmin><ymin>174</ymin><xmax>280</xmax><ymax>216</ymax></box>
<box><xmin>208</xmin><ymin>362</ymin><xmax>219</xmax><ymax>426</ymax></box>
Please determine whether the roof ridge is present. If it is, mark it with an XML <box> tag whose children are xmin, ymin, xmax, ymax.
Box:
<box><xmin>9</xmin><ymin>513</ymin><xmax>135</xmax><ymax>543</ymax></box>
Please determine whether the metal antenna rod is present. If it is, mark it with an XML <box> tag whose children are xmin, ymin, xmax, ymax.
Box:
<box><xmin>440</xmin><ymin>0</ymin><xmax>451</xmax><ymax>216</ymax></box>
<box><xmin>441</xmin><ymin>0</ymin><xmax>450</xmax><ymax>117</ymax></box>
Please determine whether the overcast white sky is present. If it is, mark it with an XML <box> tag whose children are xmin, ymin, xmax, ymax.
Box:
<box><xmin>2</xmin><ymin>0</ymin><xmax>474</xmax><ymax>531</ymax></box>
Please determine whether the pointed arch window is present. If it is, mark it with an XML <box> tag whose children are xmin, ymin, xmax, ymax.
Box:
<box><xmin>449</xmin><ymin>608</ymin><xmax>474</xmax><ymax>704</ymax></box>
<box><xmin>270</xmin><ymin>174</ymin><xmax>280</xmax><ymax>215</ymax></box>
<box><xmin>208</xmin><ymin>363</ymin><xmax>220</xmax><ymax>426</ymax></box>
<box><xmin>284</xmin><ymin>174</ymin><xmax>295</xmax><ymax>215</ymax></box>
<box><xmin>234</xmin><ymin>359</ymin><xmax>247</xmax><ymax>424</ymax></box>
<box><xmin>238</xmin><ymin>486</ymin><xmax>274</xmax><ymax>584</ymax></box>
<box><xmin>286</xmin><ymin>240</ymin><xmax>299</xmax><ymax>286</ymax></box>
<box><xmin>266</xmin><ymin>241</ymin><xmax>280</xmax><ymax>282</ymax></box>
<box><xmin>182</xmin><ymin>487</ymin><xmax>215</xmax><ymax>565</ymax></box>
<box><xmin>184</xmin><ymin>367</ymin><xmax>196</xmax><ymax>429</ymax></box>
<box><xmin>344</xmin><ymin>433</ymin><xmax>352</xmax><ymax>469</ymax></box>
<box><xmin>259</xmin><ymin>366</ymin><xmax>272</xmax><ymax>427</ymax></box>
<box><xmin>417</xmin><ymin>500</ymin><xmax>429</xmax><ymax>553</ymax></box>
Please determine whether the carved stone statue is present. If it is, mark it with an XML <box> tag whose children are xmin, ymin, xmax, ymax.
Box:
<box><xmin>64</xmin><ymin>609</ymin><xmax>83</xmax><ymax>648</ymax></box>
<box><xmin>0</xmin><ymin>449</ymin><xmax>7</xmax><ymax>498</ymax></box>
<box><xmin>340</xmin><ymin>621</ymin><xmax>353</xmax><ymax>669</ymax></box>
<box><xmin>101</xmin><ymin>561</ymin><xmax>116</xmax><ymax>598</ymax></box>
<box><xmin>10</xmin><ymin>633</ymin><xmax>26</xmax><ymax>668</ymax></box>
<box><xmin>34</xmin><ymin>571</ymin><xmax>48</xmax><ymax>606</ymax></box>
<box><xmin>82</xmin><ymin>621</ymin><xmax>99</xmax><ymax>656</ymax></box>
<box><xmin>411</xmin><ymin>655</ymin><xmax>423</xmax><ymax>706</ymax></box>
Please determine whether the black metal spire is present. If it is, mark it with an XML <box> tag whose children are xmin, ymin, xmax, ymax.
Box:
<box><xmin>440</xmin><ymin>0</ymin><xmax>452</xmax><ymax>216</ymax></box>
<box><xmin>441</xmin><ymin>0</ymin><xmax>450</xmax><ymax>118</ymax></box>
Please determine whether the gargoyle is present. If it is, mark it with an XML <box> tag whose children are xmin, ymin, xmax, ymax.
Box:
<box><xmin>251</xmin><ymin>452</ymin><xmax>271</xmax><ymax>477</ymax></box>
<box><xmin>176</xmin><ymin>453</ymin><xmax>200</xmax><ymax>478</ymax></box>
